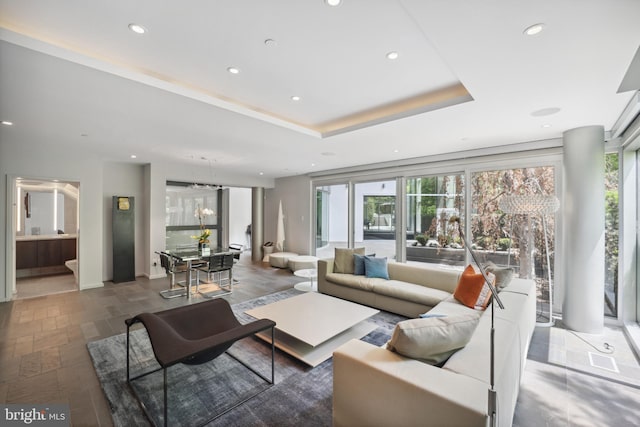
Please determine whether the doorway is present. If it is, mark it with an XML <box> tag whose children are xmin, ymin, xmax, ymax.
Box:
<box><xmin>13</xmin><ymin>178</ymin><xmax>79</xmax><ymax>299</ymax></box>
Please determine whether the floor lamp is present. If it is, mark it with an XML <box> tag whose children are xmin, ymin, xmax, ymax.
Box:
<box><xmin>449</xmin><ymin>216</ymin><xmax>504</xmax><ymax>427</ymax></box>
<box><xmin>498</xmin><ymin>194</ymin><xmax>559</xmax><ymax>327</ymax></box>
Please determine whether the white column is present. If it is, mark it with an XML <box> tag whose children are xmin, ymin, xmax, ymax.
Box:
<box><xmin>562</xmin><ymin>125</ymin><xmax>605</xmax><ymax>333</ymax></box>
<box><xmin>251</xmin><ymin>187</ymin><xmax>264</xmax><ymax>262</ymax></box>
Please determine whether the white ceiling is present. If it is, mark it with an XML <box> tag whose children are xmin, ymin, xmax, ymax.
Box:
<box><xmin>1</xmin><ymin>0</ymin><xmax>639</xmax><ymax>179</ymax></box>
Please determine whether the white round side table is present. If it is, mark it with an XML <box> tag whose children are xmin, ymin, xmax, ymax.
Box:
<box><xmin>293</xmin><ymin>268</ymin><xmax>318</xmax><ymax>292</ymax></box>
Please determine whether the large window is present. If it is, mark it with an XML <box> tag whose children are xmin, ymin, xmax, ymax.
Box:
<box><xmin>406</xmin><ymin>174</ymin><xmax>465</xmax><ymax>267</ymax></box>
<box><xmin>605</xmin><ymin>152</ymin><xmax>619</xmax><ymax>317</ymax></box>
<box><xmin>165</xmin><ymin>182</ymin><xmax>221</xmax><ymax>251</ymax></box>
<box><xmin>471</xmin><ymin>166</ymin><xmax>557</xmax><ymax>323</ymax></box>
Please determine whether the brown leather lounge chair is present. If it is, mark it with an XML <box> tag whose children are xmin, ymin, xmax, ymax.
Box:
<box><xmin>125</xmin><ymin>298</ymin><xmax>276</xmax><ymax>427</ymax></box>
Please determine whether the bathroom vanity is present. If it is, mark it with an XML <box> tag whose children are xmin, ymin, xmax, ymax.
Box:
<box><xmin>16</xmin><ymin>234</ymin><xmax>77</xmax><ymax>278</ymax></box>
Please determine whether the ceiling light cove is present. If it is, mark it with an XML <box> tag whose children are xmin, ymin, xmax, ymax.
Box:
<box><xmin>227</xmin><ymin>67</ymin><xmax>240</xmax><ymax>74</ymax></box>
<box><xmin>386</xmin><ymin>51</ymin><xmax>399</xmax><ymax>60</ymax></box>
<box><xmin>128</xmin><ymin>23</ymin><xmax>147</xmax><ymax>34</ymax></box>
<box><xmin>524</xmin><ymin>23</ymin><xmax>545</xmax><ymax>36</ymax></box>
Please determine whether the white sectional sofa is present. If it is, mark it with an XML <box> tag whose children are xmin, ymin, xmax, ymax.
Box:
<box><xmin>318</xmin><ymin>258</ymin><xmax>536</xmax><ymax>427</ymax></box>
<box><xmin>318</xmin><ymin>258</ymin><xmax>463</xmax><ymax>318</ymax></box>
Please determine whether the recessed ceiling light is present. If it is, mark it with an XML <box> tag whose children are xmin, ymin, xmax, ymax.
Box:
<box><xmin>1</xmin><ymin>120</ymin><xmax>13</xmax><ymax>126</ymax></box>
<box><xmin>128</xmin><ymin>23</ymin><xmax>147</xmax><ymax>34</ymax></box>
<box><xmin>227</xmin><ymin>67</ymin><xmax>240</xmax><ymax>74</ymax></box>
<box><xmin>291</xmin><ymin>96</ymin><xmax>301</xmax><ymax>101</ymax></box>
<box><xmin>541</xmin><ymin>124</ymin><xmax>552</xmax><ymax>128</ymax></box>
<box><xmin>264</xmin><ymin>39</ymin><xmax>277</xmax><ymax>47</ymax></box>
<box><xmin>259</xmin><ymin>172</ymin><xmax>264</xmax><ymax>176</ymax></box>
<box><xmin>325</xmin><ymin>0</ymin><xmax>342</xmax><ymax>6</ymax></box>
<box><xmin>523</xmin><ymin>23</ymin><xmax>545</xmax><ymax>36</ymax></box>
<box><xmin>130</xmin><ymin>154</ymin><xmax>137</xmax><ymax>159</ymax></box>
<box><xmin>311</xmin><ymin>163</ymin><xmax>316</xmax><ymax>167</ymax></box>
<box><xmin>386</xmin><ymin>51</ymin><xmax>399</xmax><ymax>60</ymax></box>
<box><xmin>393</xmin><ymin>149</ymin><xmax>399</xmax><ymax>153</ymax></box>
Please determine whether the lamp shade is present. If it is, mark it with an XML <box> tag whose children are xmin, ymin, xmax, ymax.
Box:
<box><xmin>498</xmin><ymin>194</ymin><xmax>559</xmax><ymax>215</ymax></box>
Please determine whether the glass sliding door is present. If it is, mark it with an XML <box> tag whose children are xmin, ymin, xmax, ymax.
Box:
<box><xmin>315</xmin><ymin>184</ymin><xmax>349</xmax><ymax>259</ymax></box>
<box><xmin>406</xmin><ymin>174</ymin><xmax>465</xmax><ymax>267</ymax></box>
<box><xmin>471</xmin><ymin>166</ymin><xmax>557</xmax><ymax>322</ymax></box>
<box><xmin>355</xmin><ymin>180</ymin><xmax>396</xmax><ymax>260</ymax></box>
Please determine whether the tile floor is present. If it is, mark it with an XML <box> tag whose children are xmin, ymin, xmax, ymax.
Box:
<box><xmin>1</xmin><ymin>254</ymin><xmax>639</xmax><ymax>426</ymax></box>
<box><xmin>15</xmin><ymin>273</ymin><xmax>77</xmax><ymax>300</ymax></box>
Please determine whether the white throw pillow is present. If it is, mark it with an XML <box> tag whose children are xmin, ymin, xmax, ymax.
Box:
<box><xmin>386</xmin><ymin>313</ymin><xmax>480</xmax><ymax>365</ymax></box>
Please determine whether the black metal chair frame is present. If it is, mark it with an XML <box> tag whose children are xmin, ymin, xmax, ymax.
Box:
<box><xmin>125</xmin><ymin>299</ymin><xmax>276</xmax><ymax>427</ymax></box>
<box><xmin>194</xmin><ymin>252</ymin><xmax>234</xmax><ymax>298</ymax></box>
<box><xmin>157</xmin><ymin>251</ymin><xmax>187</xmax><ymax>299</ymax></box>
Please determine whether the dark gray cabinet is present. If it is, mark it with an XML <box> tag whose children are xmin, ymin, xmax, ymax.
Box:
<box><xmin>112</xmin><ymin>196</ymin><xmax>135</xmax><ymax>283</ymax></box>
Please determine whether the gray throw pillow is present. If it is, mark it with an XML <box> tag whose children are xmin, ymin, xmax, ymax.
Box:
<box><xmin>386</xmin><ymin>313</ymin><xmax>480</xmax><ymax>365</ymax></box>
<box><xmin>484</xmin><ymin>262</ymin><xmax>514</xmax><ymax>291</ymax></box>
<box><xmin>333</xmin><ymin>247</ymin><xmax>365</xmax><ymax>274</ymax></box>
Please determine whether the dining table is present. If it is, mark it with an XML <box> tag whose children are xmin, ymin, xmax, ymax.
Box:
<box><xmin>161</xmin><ymin>246</ymin><xmax>241</xmax><ymax>299</ymax></box>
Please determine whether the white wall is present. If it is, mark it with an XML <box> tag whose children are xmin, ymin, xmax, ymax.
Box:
<box><xmin>0</xmin><ymin>138</ymin><xmax>275</xmax><ymax>301</ymax></box>
<box><xmin>1</xmin><ymin>142</ymin><xmax>105</xmax><ymax>298</ymax></box>
<box><xmin>102</xmin><ymin>162</ymin><xmax>145</xmax><ymax>281</ymax></box>
<box><xmin>229</xmin><ymin>187</ymin><xmax>252</xmax><ymax>249</ymax></box>
<box><xmin>265</xmin><ymin>176</ymin><xmax>312</xmax><ymax>255</ymax></box>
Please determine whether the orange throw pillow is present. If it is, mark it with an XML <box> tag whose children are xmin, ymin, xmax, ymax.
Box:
<box><xmin>454</xmin><ymin>265</ymin><xmax>493</xmax><ymax>309</ymax></box>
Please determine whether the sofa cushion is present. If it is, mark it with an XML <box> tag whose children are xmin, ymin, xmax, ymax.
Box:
<box><xmin>364</xmin><ymin>256</ymin><xmax>389</xmax><ymax>279</ymax></box>
<box><xmin>334</xmin><ymin>247</ymin><xmax>365</xmax><ymax>274</ymax></box>
<box><xmin>386</xmin><ymin>313</ymin><xmax>480</xmax><ymax>365</ymax></box>
<box><xmin>372</xmin><ymin>280</ymin><xmax>451</xmax><ymax>307</ymax></box>
<box><xmin>325</xmin><ymin>272</ymin><xmax>376</xmax><ymax>292</ymax></box>
<box><xmin>453</xmin><ymin>265</ymin><xmax>494</xmax><ymax>309</ymax></box>
<box><xmin>426</xmin><ymin>296</ymin><xmax>484</xmax><ymax>319</ymax></box>
<box><xmin>386</xmin><ymin>263</ymin><xmax>462</xmax><ymax>293</ymax></box>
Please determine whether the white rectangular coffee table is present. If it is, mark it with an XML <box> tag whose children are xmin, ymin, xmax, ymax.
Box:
<box><xmin>245</xmin><ymin>292</ymin><xmax>379</xmax><ymax>367</ymax></box>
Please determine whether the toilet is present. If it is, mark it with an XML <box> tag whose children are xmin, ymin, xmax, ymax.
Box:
<box><xmin>65</xmin><ymin>259</ymin><xmax>78</xmax><ymax>284</ymax></box>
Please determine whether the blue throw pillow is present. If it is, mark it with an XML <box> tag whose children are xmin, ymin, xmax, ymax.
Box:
<box><xmin>353</xmin><ymin>254</ymin><xmax>366</xmax><ymax>275</ymax></box>
<box><xmin>419</xmin><ymin>313</ymin><xmax>447</xmax><ymax>319</ymax></box>
<box><xmin>364</xmin><ymin>256</ymin><xmax>389</xmax><ymax>280</ymax></box>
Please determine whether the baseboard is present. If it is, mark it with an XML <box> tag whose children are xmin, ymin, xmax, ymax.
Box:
<box><xmin>147</xmin><ymin>273</ymin><xmax>166</xmax><ymax>280</ymax></box>
<box><xmin>80</xmin><ymin>282</ymin><xmax>105</xmax><ymax>290</ymax></box>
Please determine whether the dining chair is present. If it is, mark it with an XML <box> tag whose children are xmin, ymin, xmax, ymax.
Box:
<box><xmin>158</xmin><ymin>252</ymin><xmax>187</xmax><ymax>299</ymax></box>
<box><xmin>194</xmin><ymin>253</ymin><xmax>234</xmax><ymax>298</ymax></box>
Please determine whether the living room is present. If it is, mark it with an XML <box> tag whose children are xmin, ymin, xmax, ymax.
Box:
<box><xmin>1</xmin><ymin>1</ymin><xmax>640</xmax><ymax>426</ymax></box>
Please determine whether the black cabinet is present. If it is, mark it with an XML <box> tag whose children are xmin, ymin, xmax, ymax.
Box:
<box><xmin>16</xmin><ymin>241</ymin><xmax>38</xmax><ymax>269</ymax></box>
<box><xmin>15</xmin><ymin>238</ymin><xmax>77</xmax><ymax>273</ymax></box>
<box><xmin>37</xmin><ymin>239</ymin><xmax>63</xmax><ymax>267</ymax></box>
<box><xmin>112</xmin><ymin>196</ymin><xmax>135</xmax><ymax>283</ymax></box>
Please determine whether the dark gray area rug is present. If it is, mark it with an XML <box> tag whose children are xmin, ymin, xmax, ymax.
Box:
<box><xmin>88</xmin><ymin>289</ymin><xmax>406</xmax><ymax>426</ymax></box>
